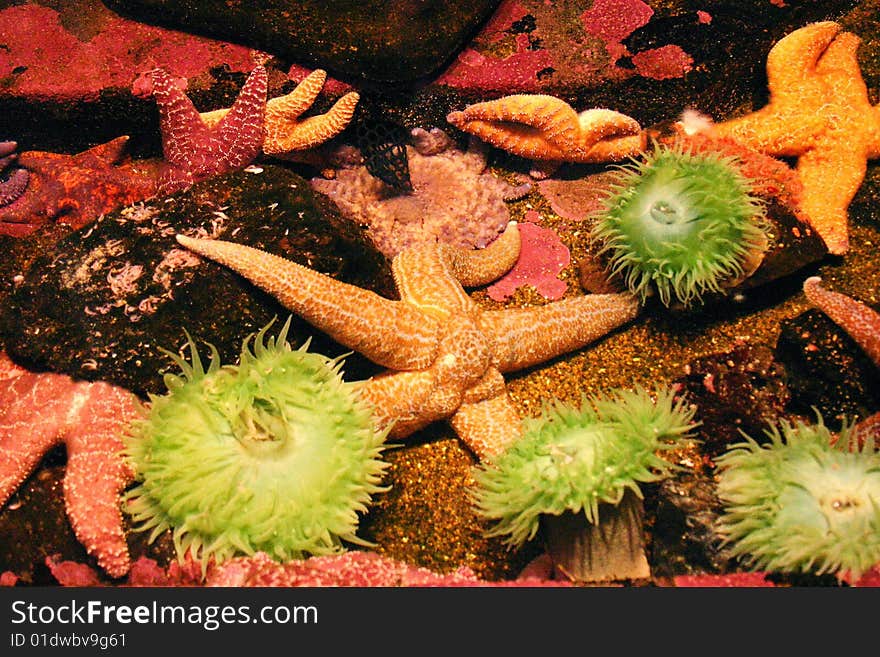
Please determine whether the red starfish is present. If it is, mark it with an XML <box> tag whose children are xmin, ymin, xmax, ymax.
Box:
<box><xmin>0</xmin><ymin>352</ymin><xmax>141</xmax><ymax>578</ymax></box>
<box><xmin>132</xmin><ymin>65</ymin><xmax>267</xmax><ymax>196</ymax></box>
<box><xmin>0</xmin><ymin>137</ymin><xmax>159</xmax><ymax>238</ymax></box>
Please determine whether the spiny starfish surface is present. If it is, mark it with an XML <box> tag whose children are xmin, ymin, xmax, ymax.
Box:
<box><xmin>447</xmin><ymin>95</ymin><xmax>646</xmax><ymax>178</ymax></box>
<box><xmin>0</xmin><ymin>137</ymin><xmax>159</xmax><ymax>237</ymax></box>
<box><xmin>712</xmin><ymin>22</ymin><xmax>880</xmax><ymax>255</ymax></box>
<box><xmin>0</xmin><ymin>352</ymin><xmax>141</xmax><ymax>578</ymax></box>
<box><xmin>200</xmin><ymin>69</ymin><xmax>360</xmax><ymax>157</ymax></box>
<box><xmin>176</xmin><ymin>224</ymin><xmax>640</xmax><ymax>460</ymax></box>
<box><xmin>803</xmin><ymin>276</ymin><xmax>880</xmax><ymax>368</ymax></box>
<box><xmin>132</xmin><ymin>65</ymin><xmax>267</xmax><ymax>196</ymax></box>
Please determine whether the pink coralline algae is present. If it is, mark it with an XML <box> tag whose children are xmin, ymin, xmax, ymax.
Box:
<box><xmin>581</xmin><ymin>0</ymin><xmax>654</xmax><ymax>55</ymax></box>
<box><xmin>631</xmin><ymin>45</ymin><xmax>694</xmax><ymax>81</ymax></box>
<box><xmin>435</xmin><ymin>1</ymin><xmax>555</xmax><ymax>92</ymax></box>
<box><xmin>673</xmin><ymin>572</ymin><xmax>776</xmax><ymax>587</ymax></box>
<box><xmin>205</xmin><ymin>551</ymin><xmax>570</xmax><ymax>587</ymax></box>
<box><xmin>47</xmin><ymin>555</ymin><xmax>204</xmax><ymax>587</ymax></box>
<box><xmin>487</xmin><ymin>218</ymin><xmax>570</xmax><ymax>301</ymax></box>
<box><xmin>47</xmin><ymin>551</ymin><xmax>569</xmax><ymax>587</ymax></box>
<box><xmin>581</xmin><ymin>0</ymin><xmax>693</xmax><ymax>81</ymax></box>
<box><xmin>310</xmin><ymin>128</ymin><xmax>530</xmax><ymax>258</ymax></box>
<box><xmin>0</xmin><ymin>2</ymin><xmax>257</xmax><ymax>102</ymax></box>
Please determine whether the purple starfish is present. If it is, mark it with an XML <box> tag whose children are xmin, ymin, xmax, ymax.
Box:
<box><xmin>132</xmin><ymin>66</ymin><xmax>267</xmax><ymax>196</ymax></box>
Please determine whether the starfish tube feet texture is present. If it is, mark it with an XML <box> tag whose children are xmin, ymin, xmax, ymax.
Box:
<box><xmin>711</xmin><ymin>22</ymin><xmax>880</xmax><ymax>255</ymax></box>
<box><xmin>0</xmin><ymin>353</ymin><xmax>141</xmax><ymax>578</ymax></box>
<box><xmin>133</xmin><ymin>65</ymin><xmax>267</xmax><ymax>196</ymax></box>
<box><xmin>446</xmin><ymin>94</ymin><xmax>645</xmax><ymax>168</ymax></box>
<box><xmin>201</xmin><ymin>69</ymin><xmax>360</xmax><ymax>156</ymax></box>
<box><xmin>176</xmin><ymin>223</ymin><xmax>640</xmax><ymax>460</ymax></box>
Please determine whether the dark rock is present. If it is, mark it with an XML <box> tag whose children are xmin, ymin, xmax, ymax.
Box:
<box><xmin>735</xmin><ymin>198</ymin><xmax>828</xmax><ymax>295</ymax></box>
<box><xmin>647</xmin><ymin>471</ymin><xmax>735</xmax><ymax>578</ymax></box>
<box><xmin>674</xmin><ymin>344</ymin><xmax>790</xmax><ymax>456</ymax></box>
<box><xmin>103</xmin><ymin>0</ymin><xmax>502</xmax><ymax>83</ymax></box>
<box><xmin>775</xmin><ymin>310</ymin><xmax>880</xmax><ymax>429</ymax></box>
<box><xmin>0</xmin><ymin>165</ymin><xmax>393</xmax><ymax>397</ymax></box>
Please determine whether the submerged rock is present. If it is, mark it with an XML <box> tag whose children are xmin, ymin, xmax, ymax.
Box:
<box><xmin>775</xmin><ymin>309</ymin><xmax>880</xmax><ymax>429</ymax></box>
<box><xmin>673</xmin><ymin>344</ymin><xmax>790</xmax><ymax>457</ymax></box>
<box><xmin>0</xmin><ymin>165</ymin><xmax>392</xmax><ymax>396</ymax></box>
<box><xmin>103</xmin><ymin>0</ymin><xmax>502</xmax><ymax>83</ymax></box>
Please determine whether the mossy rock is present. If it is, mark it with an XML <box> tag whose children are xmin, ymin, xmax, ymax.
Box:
<box><xmin>0</xmin><ymin>165</ymin><xmax>393</xmax><ymax>396</ymax></box>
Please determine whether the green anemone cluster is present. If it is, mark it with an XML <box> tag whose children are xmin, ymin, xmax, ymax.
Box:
<box><xmin>471</xmin><ymin>386</ymin><xmax>697</xmax><ymax>547</ymax></box>
<box><xmin>590</xmin><ymin>142</ymin><xmax>768</xmax><ymax>307</ymax></box>
<box><xmin>123</xmin><ymin>318</ymin><xmax>390</xmax><ymax>570</ymax></box>
<box><xmin>715</xmin><ymin>418</ymin><xmax>880</xmax><ymax>580</ymax></box>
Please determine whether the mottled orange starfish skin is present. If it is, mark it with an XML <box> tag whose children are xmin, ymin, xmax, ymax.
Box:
<box><xmin>0</xmin><ymin>352</ymin><xmax>141</xmax><ymax>578</ymax></box>
<box><xmin>713</xmin><ymin>22</ymin><xmax>880</xmax><ymax>255</ymax></box>
<box><xmin>447</xmin><ymin>95</ymin><xmax>646</xmax><ymax>173</ymax></box>
<box><xmin>177</xmin><ymin>224</ymin><xmax>640</xmax><ymax>460</ymax></box>
<box><xmin>201</xmin><ymin>69</ymin><xmax>360</xmax><ymax>156</ymax></box>
<box><xmin>0</xmin><ymin>137</ymin><xmax>159</xmax><ymax>237</ymax></box>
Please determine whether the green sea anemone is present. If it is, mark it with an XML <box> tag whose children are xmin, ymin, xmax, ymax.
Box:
<box><xmin>472</xmin><ymin>386</ymin><xmax>697</xmax><ymax>581</ymax></box>
<box><xmin>123</xmin><ymin>318</ymin><xmax>390</xmax><ymax>570</ymax></box>
<box><xmin>590</xmin><ymin>142</ymin><xmax>768</xmax><ymax>307</ymax></box>
<box><xmin>715</xmin><ymin>417</ymin><xmax>880</xmax><ymax>581</ymax></box>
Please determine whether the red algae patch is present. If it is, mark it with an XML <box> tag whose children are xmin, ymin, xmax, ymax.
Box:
<box><xmin>0</xmin><ymin>2</ymin><xmax>257</xmax><ymax>102</ymax></box>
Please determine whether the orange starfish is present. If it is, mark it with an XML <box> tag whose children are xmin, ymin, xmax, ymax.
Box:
<box><xmin>176</xmin><ymin>224</ymin><xmax>640</xmax><ymax>460</ymax></box>
<box><xmin>0</xmin><ymin>352</ymin><xmax>140</xmax><ymax>578</ymax></box>
<box><xmin>712</xmin><ymin>22</ymin><xmax>880</xmax><ymax>255</ymax></box>
<box><xmin>447</xmin><ymin>95</ymin><xmax>645</xmax><ymax>177</ymax></box>
<box><xmin>201</xmin><ymin>69</ymin><xmax>360</xmax><ymax>157</ymax></box>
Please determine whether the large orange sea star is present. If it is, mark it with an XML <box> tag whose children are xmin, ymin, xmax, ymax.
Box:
<box><xmin>176</xmin><ymin>224</ymin><xmax>641</xmax><ymax>460</ymax></box>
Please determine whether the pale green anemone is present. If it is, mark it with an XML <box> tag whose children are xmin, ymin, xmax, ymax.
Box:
<box><xmin>715</xmin><ymin>417</ymin><xmax>880</xmax><ymax>581</ymax></box>
<box><xmin>471</xmin><ymin>386</ymin><xmax>697</xmax><ymax>548</ymax></box>
<box><xmin>123</xmin><ymin>318</ymin><xmax>390</xmax><ymax>570</ymax></box>
<box><xmin>590</xmin><ymin>143</ymin><xmax>768</xmax><ymax>307</ymax></box>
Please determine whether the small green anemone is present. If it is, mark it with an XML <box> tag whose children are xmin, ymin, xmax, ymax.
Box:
<box><xmin>123</xmin><ymin>318</ymin><xmax>390</xmax><ymax>570</ymax></box>
<box><xmin>590</xmin><ymin>142</ymin><xmax>768</xmax><ymax>307</ymax></box>
<box><xmin>471</xmin><ymin>386</ymin><xmax>697</xmax><ymax>548</ymax></box>
<box><xmin>715</xmin><ymin>417</ymin><xmax>880</xmax><ymax>581</ymax></box>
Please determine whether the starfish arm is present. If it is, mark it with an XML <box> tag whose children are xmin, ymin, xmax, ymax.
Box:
<box><xmin>78</xmin><ymin>136</ymin><xmax>132</xmax><ymax>167</ymax></box>
<box><xmin>356</xmin><ymin>370</ymin><xmax>449</xmax><ymax>438</ymax></box>
<box><xmin>765</xmin><ymin>21</ymin><xmax>841</xmax><ymax>91</ymax></box>
<box><xmin>0</xmin><ymin>374</ymin><xmax>69</xmax><ymax>507</ymax></box>
<box><xmin>796</xmin><ymin>145</ymin><xmax>865</xmax><ymax>255</ymax></box>
<box><xmin>803</xmin><ymin>276</ymin><xmax>880</xmax><ymax>367</ymax></box>
<box><xmin>141</xmin><ymin>69</ymin><xmax>214</xmax><ymax>166</ymax></box>
<box><xmin>264</xmin><ymin>92</ymin><xmax>360</xmax><ymax>154</ymax></box>
<box><xmin>577</xmin><ymin>132</ymin><xmax>648</xmax><ymax>163</ymax></box>
<box><xmin>571</xmin><ymin>109</ymin><xmax>644</xmax><ymax>161</ymax></box>
<box><xmin>392</xmin><ymin>223</ymin><xmax>520</xmax><ymax>314</ymax></box>
<box><xmin>200</xmin><ymin>71</ymin><xmax>322</xmax><ymax>131</ymax></box>
<box><xmin>448</xmin><ymin>389</ymin><xmax>524</xmax><ymax>461</ymax></box>
<box><xmin>63</xmin><ymin>383</ymin><xmax>139</xmax><ymax>578</ymax></box>
<box><xmin>815</xmin><ymin>31</ymin><xmax>862</xmax><ymax>80</ymax></box>
<box><xmin>268</xmin><ymin>69</ymin><xmax>328</xmax><ymax>121</ymax></box>
<box><xmin>176</xmin><ymin>235</ymin><xmax>441</xmax><ymax>370</ymax></box>
<box><xmin>214</xmin><ymin>66</ymin><xmax>267</xmax><ymax>169</ymax></box>
<box><xmin>445</xmin><ymin>116</ymin><xmax>568</xmax><ymax>160</ymax></box>
<box><xmin>712</xmin><ymin>105</ymin><xmax>822</xmax><ymax>156</ymax></box>
<box><xmin>482</xmin><ymin>293</ymin><xmax>640</xmax><ymax>373</ymax></box>
<box><xmin>447</xmin><ymin>95</ymin><xmax>583</xmax><ymax>161</ymax></box>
